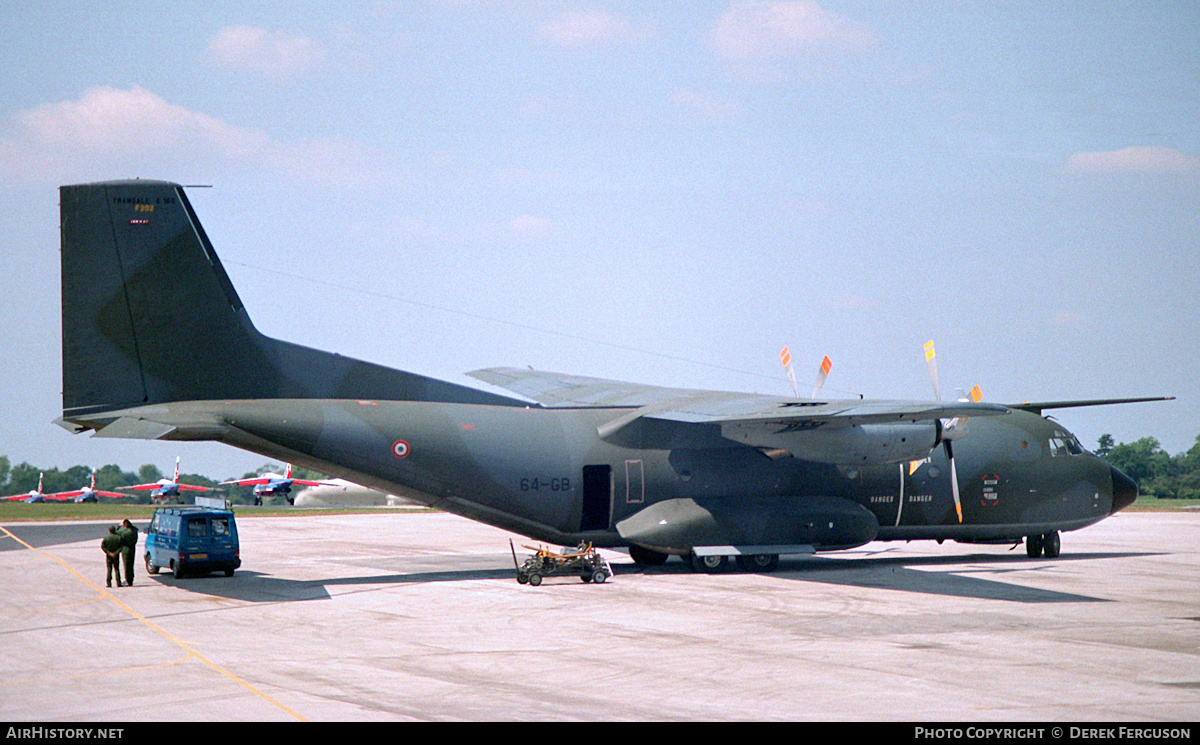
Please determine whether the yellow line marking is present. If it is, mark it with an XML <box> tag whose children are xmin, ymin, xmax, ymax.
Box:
<box><xmin>1</xmin><ymin>652</ymin><xmax>195</xmax><ymax>688</ymax></box>
<box><xmin>0</xmin><ymin>525</ymin><xmax>307</xmax><ymax>721</ymax></box>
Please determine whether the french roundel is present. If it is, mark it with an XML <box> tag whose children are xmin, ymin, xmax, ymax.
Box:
<box><xmin>392</xmin><ymin>440</ymin><xmax>410</xmax><ymax>458</ymax></box>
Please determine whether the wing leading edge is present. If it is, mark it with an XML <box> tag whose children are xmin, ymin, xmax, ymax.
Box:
<box><xmin>468</xmin><ymin>367</ymin><xmax>1010</xmax><ymax>464</ymax></box>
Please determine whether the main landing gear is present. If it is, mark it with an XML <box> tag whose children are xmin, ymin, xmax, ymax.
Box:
<box><xmin>689</xmin><ymin>552</ymin><xmax>780</xmax><ymax>574</ymax></box>
<box><xmin>1025</xmin><ymin>530</ymin><xmax>1061</xmax><ymax>558</ymax></box>
<box><xmin>627</xmin><ymin>545</ymin><xmax>781</xmax><ymax>573</ymax></box>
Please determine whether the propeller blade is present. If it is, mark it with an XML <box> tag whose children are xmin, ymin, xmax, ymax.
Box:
<box><xmin>945</xmin><ymin>439</ymin><xmax>963</xmax><ymax>523</ymax></box>
<box><xmin>780</xmin><ymin>347</ymin><xmax>799</xmax><ymax>398</ymax></box>
<box><xmin>812</xmin><ymin>355</ymin><xmax>832</xmax><ymax>398</ymax></box>
<box><xmin>924</xmin><ymin>340</ymin><xmax>940</xmax><ymax>401</ymax></box>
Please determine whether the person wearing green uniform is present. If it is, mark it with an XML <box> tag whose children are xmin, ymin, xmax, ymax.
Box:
<box><xmin>118</xmin><ymin>518</ymin><xmax>139</xmax><ymax>587</ymax></box>
<box><xmin>101</xmin><ymin>525</ymin><xmax>123</xmax><ymax>588</ymax></box>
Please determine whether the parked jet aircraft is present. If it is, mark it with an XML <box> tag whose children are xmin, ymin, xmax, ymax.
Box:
<box><xmin>55</xmin><ymin>181</ymin><xmax>1170</xmax><ymax>571</ymax></box>
<box><xmin>221</xmin><ymin>463</ymin><xmax>333</xmax><ymax>505</ymax></box>
<box><xmin>2</xmin><ymin>471</ymin><xmax>124</xmax><ymax>503</ymax></box>
<box><xmin>3</xmin><ymin>473</ymin><xmax>46</xmax><ymax>502</ymax></box>
<box><xmin>117</xmin><ymin>457</ymin><xmax>210</xmax><ymax>502</ymax></box>
<box><xmin>58</xmin><ymin>470</ymin><xmax>127</xmax><ymax>502</ymax></box>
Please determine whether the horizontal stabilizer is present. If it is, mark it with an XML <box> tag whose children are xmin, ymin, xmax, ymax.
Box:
<box><xmin>92</xmin><ymin>417</ymin><xmax>177</xmax><ymax>440</ymax></box>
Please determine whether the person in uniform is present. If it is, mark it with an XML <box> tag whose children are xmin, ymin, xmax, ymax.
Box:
<box><xmin>101</xmin><ymin>525</ymin><xmax>123</xmax><ymax>588</ymax></box>
<box><xmin>118</xmin><ymin>518</ymin><xmax>139</xmax><ymax>587</ymax></box>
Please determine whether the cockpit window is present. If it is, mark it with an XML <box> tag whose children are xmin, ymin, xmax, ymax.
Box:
<box><xmin>1049</xmin><ymin>435</ymin><xmax>1084</xmax><ymax>456</ymax></box>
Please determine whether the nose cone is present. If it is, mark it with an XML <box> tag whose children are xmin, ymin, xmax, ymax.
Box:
<box><xmin>1110</xmin><ymin>465</ymin><xmax>1138</xmax><ymax>513</ymax></box>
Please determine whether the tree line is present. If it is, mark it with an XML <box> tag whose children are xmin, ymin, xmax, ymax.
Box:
<box><xmin>1098</xmin><ymin>434</ymin><xmax>1200</xmax><ymax>500</ymax></box>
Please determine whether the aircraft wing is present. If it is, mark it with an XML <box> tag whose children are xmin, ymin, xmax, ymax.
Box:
<box><xmin>467</xmin><ymin>367</ymin><xmax>697</xmax><ymax>408</ymax></box>
<box><xmin>1008</xmin><ymin>396</ymin><xmax>1175</xmax><ymax>415</ymax></box>
<box><xmin>39</xmin><ymin>491</ymin><xmax>83</xmax><ymax>501</ymax></box>
<box><xmin>64</xmin><ymin>490</ymin><xmax>128</xmax><ymax>499</ymax></box>
<box><xmin>469</xmin><ymin>367</ymin><xmax>1010</xmax><ymax>461</ymax></box>
<box><xmin>221</xmin><ymin>477</ymin><xmax>275</xmax><ymax>486</ymax></box>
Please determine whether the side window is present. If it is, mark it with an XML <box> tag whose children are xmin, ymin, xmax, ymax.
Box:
<box><xmin>212</xmin><ymin>517</ymin><xmax>229</xmax><ymax>536</ymax></box>
<box><xmin>187</xmin><ymin>518</ymin><xmax>209</xmax><ymax>537</ymax></box>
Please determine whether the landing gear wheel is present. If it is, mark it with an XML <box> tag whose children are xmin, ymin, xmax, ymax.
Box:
<box><xmin>1042</xmin><ymin>531</ymin><xmax>1061</xmax><ymax>558</ymax></box>
<box><xmin>628</xmin><ymin>544</ymin><xmax>669</xmax><ymax>566</ymax></box>
<box><xmin>736</xmin><ymin>554</ymin><xmax>780</xmax><ymax>573</ymax></box>
<box><xmin>689</xmin><ymin>552</ymin><xmax>727</xmax><ymax>573</ymax></box>
<box><xmin>1025</xmin><ymin>534</ymin><xmax>1044</xmax><ymax>558</ymax></box>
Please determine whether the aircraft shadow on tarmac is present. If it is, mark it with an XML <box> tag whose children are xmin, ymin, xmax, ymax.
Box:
<box><xmin>0</xmin><ymin>522</ymin><xmax>1156</xmax><ymax>604</ymax></box>
<box><xmin>142</xmin><ymin>549</ymin><xmax>1153</xmax><ymax>605</ymax></box>
<box><xmin>639</xmin><ymin>551</ymin><xmax>1148</xmax><ymax>604</ymax></box>
<box><xmin>145</xmin><ymin>566</ymin><xmax>519</xmax><ymax>603</ymax></box>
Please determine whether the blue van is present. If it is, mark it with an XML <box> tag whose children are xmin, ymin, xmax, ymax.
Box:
<box><xmin>144</xmin><ymin>507</ymin><xmax>241</xmax><ymax>577</ymax></box>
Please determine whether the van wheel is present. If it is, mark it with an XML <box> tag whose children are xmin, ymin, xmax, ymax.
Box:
<box><xmin>225</xmin><ymin>568</ymin><xmax>234</xmax><ymax>577</ymax></box>
<box><xmin>145</xmin><ymin>553</ymin><xmax>160</xmax><ymax>575</ymax></box>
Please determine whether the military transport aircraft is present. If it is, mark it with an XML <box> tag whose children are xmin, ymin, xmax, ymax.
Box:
<box><xmin>54</xmin><ymin>180</ymin><xmax>1171</xmax><ymax>571</ymax></box>
<box><xmin>117</xmin><ymin>457</ymin><xmax>211</xmax><ymax>502</ymax></box>
<box><xmin>221</xmin><ymin>463</ymin><xmax>333</xmax><ymax>505</ymax></box>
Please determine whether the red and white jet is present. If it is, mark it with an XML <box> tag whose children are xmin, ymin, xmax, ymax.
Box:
<box><xmin>221</xmin><ymin>463</ymin><xmax>333</xmax><ymax>504</ymax></box>
<box><xmin>118</xmin><ymin>457</ymin><xmax>211</xmax><ymax>502</ymax></box>
<box><xmin>3</xmin><ymin>473</ymin><xmax>47</xmax><ymax>503</ymax></box>
<box><xmin>3</xmin><ymin>471</ymin><xmax>125</xmax><ymax>503</ymax></box>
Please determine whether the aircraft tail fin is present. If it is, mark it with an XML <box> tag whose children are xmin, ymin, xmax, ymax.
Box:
<box><xmin>59</xmin><ymin>180</ymin><xmax>520</xmax><ymax>427</ymax></box>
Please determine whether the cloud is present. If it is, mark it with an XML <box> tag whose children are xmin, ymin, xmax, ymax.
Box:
<box><xmin>1050</xmin><ymin>309</ymin><xmax>1090</xmax><ymax>330</ymax></box>
<box><xmin>711</xmin><ymin>1</ymin><xmax>875</xmax><ymax>60</ymax></box>
<box><xmin>206</xmin><ymin>26</ymin><xmax>327</xmax><ymax>79</ymax></box>
<box><xmin>535</xmin><ymin>9</ymin><xmax>655</xmax><ymax>49</ymax></box>
<box><xmin>1061</xmin><ymin>146</ymin><xmax>1200</xmax><ymax>175</ymax></box>
<box><xmin>671</xmin><ymin>88</ymin><xmax>740</xmax><ymax>126</ymax></box>
<box><xmin>506</xmin><ymin>214</ymin><xmax>560</xmax><ymax>242</ymax></box>
<box><xmin>0</xmin><ymin>86</ymin><xmax>382</xmax><ymax>187</ymax></box>
<box><xmin>15</xmin><ymin>85</ymin><xmax>262</xmax><ymax>155</ymax></box>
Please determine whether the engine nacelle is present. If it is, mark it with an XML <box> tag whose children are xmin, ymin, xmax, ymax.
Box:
<box><xmin>721</xmin><ymin>421</ymin><xmax>941</xmax><ymax>465</ymax></box>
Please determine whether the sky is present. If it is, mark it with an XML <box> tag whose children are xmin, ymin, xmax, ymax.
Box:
<box><xmin>1</xmin><ymin>1</ymin><xmax>1197</xmax><ymax>481</ymax></box>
